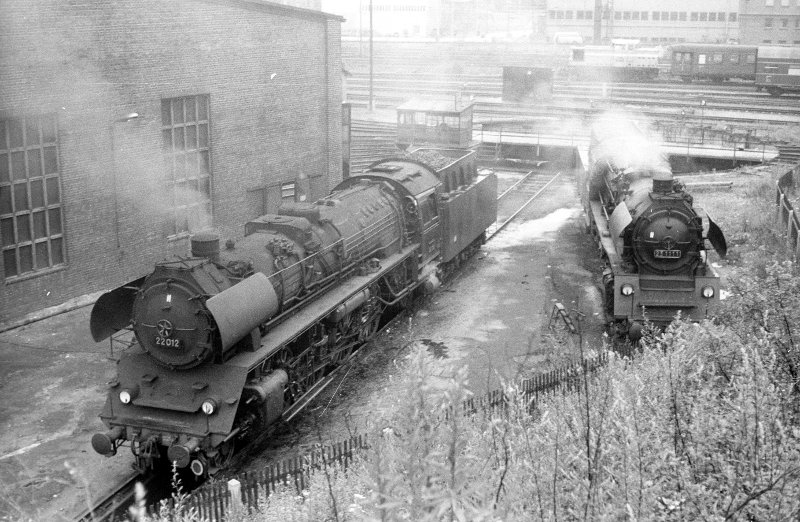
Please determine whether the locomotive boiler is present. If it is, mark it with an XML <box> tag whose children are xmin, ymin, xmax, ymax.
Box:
<box><xmin>582</xmin><ymin>117</ymin><xmax>727</xmax><ymax>340</ymax></box>
<box><xmin>90</xmin><ymin>149</ymin><xmax>497</xmax><ymax>476</ymax></box>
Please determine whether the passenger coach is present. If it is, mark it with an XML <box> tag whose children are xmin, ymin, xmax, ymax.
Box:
<box><xmin>670</xmin><ymin>43</ymin><xmax>757</xmax><ymax>83</ymax></box>
<box><xmin>756</xmin><ymin>46</ymin><xmax>800</xmax><ymax>96</ymax></box>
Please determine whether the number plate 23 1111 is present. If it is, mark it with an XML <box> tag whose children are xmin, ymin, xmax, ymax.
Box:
<box><xmin>155</xmin><ymin>336</ymin><xmax>181</xmax><ymax>348</ymax></box>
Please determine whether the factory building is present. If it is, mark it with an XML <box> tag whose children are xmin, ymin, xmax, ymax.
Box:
<box><xmin>0</xmin><ymin>0</ymin><xmax>343</xmax><ymax>322</ymax></box>
<box><xmin>738</xmin><ymin>0</ymin><xmax>800</xmax><ymax>45</ymax></box>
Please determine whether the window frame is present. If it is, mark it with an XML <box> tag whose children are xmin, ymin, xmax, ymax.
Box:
<box><xmin>280</xmin><ymin>182</ymin><xmax>296</xmax><ymax>201</ymax></box>
<box><xmin>0</xmin><ymin>114</ymin><xmax>66</xmax><ymax>280</ymax></box>
<box><xmin>161</xmin><ymin>94</ymin><xmax>212</xmax><ymax>239</ymax></box>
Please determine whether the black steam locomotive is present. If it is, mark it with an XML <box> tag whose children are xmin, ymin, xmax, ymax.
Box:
<box><xmin>90</xmin><ymin>148</ymin><xmax>497</xmax><ymax>476</ymax></box>
<box><xmin>581</xmin><ymin>117</ymin><xmax>727</xmax><ymax>341</ymax></box>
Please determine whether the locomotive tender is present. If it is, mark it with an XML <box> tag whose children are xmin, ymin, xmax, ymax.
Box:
<box><xmin>581</xmin><ymin>117</ymin><xmax>727</xmax><ymax>340</ymax></box>
<box><xmin>90</xmin><ymin>149</ymin><xmax>497</xmax><ymax>476</ymax></box>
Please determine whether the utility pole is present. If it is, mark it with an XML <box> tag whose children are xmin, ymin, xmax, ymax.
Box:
<box><xmin>593</xmin><ymin>0</ymin><xmax>602</xmax><ymax>43</ymax></box>
<box><xmin>369</xmin><ymin>0</ymin><xmax>373</xmax><ymax>111</ymax></box>
<box><xmin>359</xmin><ymin>0</ymin><xmax>363</xmax><ymax>56</ymax></box>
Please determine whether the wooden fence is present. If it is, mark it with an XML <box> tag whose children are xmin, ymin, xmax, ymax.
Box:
<box><xmin>158</xmin><ymin>351</ymin><xmax>609</xmax><ymax>520</ymax></box>
<box><xmin>774</xmin><ymin>162</ymin><xmax>800</xmax><ymax>257</ymax></box>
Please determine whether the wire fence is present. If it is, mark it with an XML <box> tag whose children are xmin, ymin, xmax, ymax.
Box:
<box><xmin>153</xmin><ymin>350</ymin><xmax>609</xmax><ymax>520</ymax></box>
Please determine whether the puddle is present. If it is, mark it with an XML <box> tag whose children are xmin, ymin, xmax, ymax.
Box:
<box><xmin>419</xmin><ymin>339</ymin><xmax>449</xmax><ymax>359</ymax></box>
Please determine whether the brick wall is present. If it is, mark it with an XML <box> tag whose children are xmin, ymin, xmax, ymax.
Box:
<box><xmin>0</xmin><ymin>0</ymin><xmax>343</xmax><ymax>322</ymax></box>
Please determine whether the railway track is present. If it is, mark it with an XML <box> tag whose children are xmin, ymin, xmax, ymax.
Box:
<box><xmin>347</xmin><ymin>91</ymin><xmax>800</xmax><ymax>127</ymax></box>
<box><xmin>488</xmin><ymin>169</ymin><xmax>562</xmax><ymax>241</ymax></box>
<box><xmin>348</xmin><ymin>73</ymin><xmax>799</xmax><ymax>103</ymax></box>
<box><xmin>75</xmin><ymin>473</ymin><xmax>156</xmax><ymax>522</ymax></box>
<box><xmin>346</xmin><ymin>73</ymin><xmax>800</xmax><ymax>124</ymax></box>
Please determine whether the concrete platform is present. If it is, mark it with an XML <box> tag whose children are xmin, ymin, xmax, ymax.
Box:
<box><xmin>0</xmin><ymin>306</ymin><xmax>135</xmax><ymax>521</ymax></box>
<box><xmin>476</xmin><ymin>129</ymin><xmax>779</xmax><ymax>167</ymax></box>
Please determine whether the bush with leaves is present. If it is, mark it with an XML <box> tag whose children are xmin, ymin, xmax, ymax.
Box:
<box><xmin>138</xmin><ymin>322</ymin><xmax>800</xmax><ymax>521</ymax></box>
<box><xmin>720</xmin><ymin>259</ymin><xmax>800</xmax><ymax>396</ymax></box>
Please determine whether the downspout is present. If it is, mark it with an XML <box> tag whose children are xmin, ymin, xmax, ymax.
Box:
<box><xmin>325</xmin><ymin>19</ymin><xmax>330</xmax><ymax>192</ymax></box>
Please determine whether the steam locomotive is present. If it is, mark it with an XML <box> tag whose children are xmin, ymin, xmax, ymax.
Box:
<box><xmin>581</xmin><ymin>117</ymin><xmax>727</xmax><ymax>341</ymax></box>
<box><xmin>90</xmin><ymin>148</ymin><xmax>497</xmax><ymax>476</ymax></box>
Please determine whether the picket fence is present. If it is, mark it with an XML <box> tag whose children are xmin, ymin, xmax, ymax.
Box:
<box><xmin>152</xmin><ymin>351</ymin><xmax>609</xmax><ymax>520</ymax></box>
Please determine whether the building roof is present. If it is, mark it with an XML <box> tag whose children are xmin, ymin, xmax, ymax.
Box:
<box><xmin>199</xmin><ymin>0</ymin><xmax>344</xmax><ymax>22</ymax></box>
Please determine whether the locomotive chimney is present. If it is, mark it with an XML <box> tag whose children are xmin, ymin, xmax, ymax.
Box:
<box><xmin>652</xmin><ymin>170</ymin><xmax>674</xmax><ymax>194</ymax></box>
<box><xmin>191</xmin><ymin>232</ymin><xmax>221</xmax><ymax>263</ymax></box>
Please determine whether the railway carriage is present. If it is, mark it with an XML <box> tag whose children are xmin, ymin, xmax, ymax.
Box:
<box><xmin>755</xmin><ymin>45</ymin><xmax>800</xmax><ymax>96</ymax></box>
<box><xmin>568</xmin><ymin>41</ymin><xmax>662</xmax><ymax>81</ymax></box>
<box><xmin>669</xmin><ymin>43</ymin><xmax>758</xmax><ymax>83</ymax></box>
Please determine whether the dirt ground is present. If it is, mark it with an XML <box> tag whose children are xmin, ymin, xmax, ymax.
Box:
<box><xmin>0</xmin><ymin>308</ymin><xmax>136</xmax><ymax>520</ymax></box>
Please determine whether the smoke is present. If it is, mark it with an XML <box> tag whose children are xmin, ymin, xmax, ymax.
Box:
<box><xmin>487</xmin><ymin>208</ymin><xmax>583</xmax><ymax>250</ymax></box>
<box><xmin>590</xmin><ymin>109</ymin><xmax>671</xmax><ymax>175</ymax></box>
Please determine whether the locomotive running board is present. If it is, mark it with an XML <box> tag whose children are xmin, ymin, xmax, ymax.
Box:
<box><xmin>589</xmin><ymin>200</ymin><xmax>623</xmax><ymax>267</ymax></box>
<box><xmin>227</xmin><ymin>245</ymin><xmax>419</xmax><ymax>372</ymax></box>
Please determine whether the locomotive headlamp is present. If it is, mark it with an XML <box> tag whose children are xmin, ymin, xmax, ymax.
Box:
<box><xmin>201</xmin><ymin>398</ymin><xmax>218</xmax><ymax>416</ymax></box>
<box><xmin>701</xmin><ymin>286</ymin><xmax>715</xmax><ymax>299</ymax></box>
<box><xmin>621</xmin><ymin>284</ymin><xmax>635</xmax><ymax>296</ymax></box>
<box><xmin>119</xmin><ymin>387</ymin><xmax>138</xmax><ymax>404</ymax></box>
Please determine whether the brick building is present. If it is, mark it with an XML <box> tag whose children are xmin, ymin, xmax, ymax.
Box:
<box><xmin>543</xmin><ymin>0</ymin><xmax>740</xmax><ymax>44</ymax></box>
<box><xmin>0</xmin><ymin>0</ymin><xmax>343</xmax><ymax>322</ymax></box>
<box><xmin>738</xmin><ymin>0</ymin><xmax>800</xmax><ymax>45</ymax></box>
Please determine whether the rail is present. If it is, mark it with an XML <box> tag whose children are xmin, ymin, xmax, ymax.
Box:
<box><xmin>487</xmin><ymin>171</ymin><xmax>562</xmax><ymax>241</ymax></box>
<box><xmin>76</xmin><ymin>473</ymin><xmax>152</xmax><ymax>522</ymax></box>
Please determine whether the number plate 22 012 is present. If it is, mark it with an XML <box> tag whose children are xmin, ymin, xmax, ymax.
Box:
<box><xmin>155</xmin><ymin>336</ymin><xmax>181</xmax><ymax>348</ymax></box>
<box><xmin>654</xmin><ymin>249</ymin><xmax>681</xmax><ymax>259</ymax></box>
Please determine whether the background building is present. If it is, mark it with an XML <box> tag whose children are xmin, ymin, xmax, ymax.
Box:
<box><xmin>0</xmin><ymin>0</ymin><xmax>343</xmax><ymax>322</ymax></box>
<box><xmin>327</xmin><ymin>0</ymin><xmax>743</xmax><ymax>44</ymax></box>
<box><xmin>738</xmin><ymin>0</ymin><xmax>800</xmax><ymax>45</ymax></box>
<box><xmin>544</xmin><ymin>0</ymin><xmax>740</xmax><ymax>44</ymax></box>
